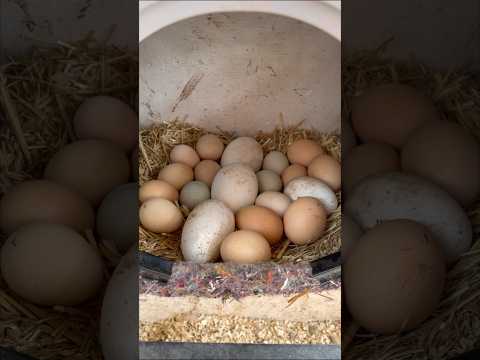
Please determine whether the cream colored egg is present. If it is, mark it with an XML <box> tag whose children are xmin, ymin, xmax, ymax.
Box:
<box><xmin>0</xmin><ymin>180</ymin><xmax>94</xmax><ymax>235</ymax></box>
<box><xmin>139</xmin><ymin>180</ymin><xmax>179</xmax><ymax>203</ymax></box>
<box><xmin>44</xmin><ymin>140</ymin><xmax>130</xmax><ymax>206</ymax></box>
<box><xmin>179</xmin><ymin>181</ymin><xmax>210</xmax><ymax>210</ymax></box>
<box><xmin>211</xmin><ymin>164</ymin><xmax>258</xmax><ymax>212</ymax></box>
<box><xmin>73</xmin><ymin>96</ymin><xmax>138</xmax><ymax>152</ymax></box>
<box><xmin>221</xmin><ymin>137</ymin><xmax>263</xmax><ymax>171</ymax></box>
<box><xmin>220</xmin><ymin>230</ymin><xmax>272</xmax><ymax>264</ymax></box>
<box><xmin>170</xmin><ymin>144</ymin><xmax>200</xmax><ymax>168</ymax></box>
<box><xmin>157</xmin><ymin>163</ymin><xmax>194</xmax><ymax>190</ymax></box>
<box><xmin>256</xmin><ymin>170</ymin><xmax>283</xmax><ymax>193</ymax></box>
<box><xmin>263</xmin><ymin>151</ymin><xmax>289</xmax><ymax>175</ymax></box>
<box><xmin>194</xmin><ymin>160</ymin><xmax>221</xmax><ymax>187</ymax></box>
<box><xmin>196</xmin><ymin>134</ymin><xmax>224</xmax><ymax>160</ymax></box>
<box><xmin>308</xmin><ymin>155</ymin><xmax>341</xmax><ymax>192</ymax></box>
<box><xmin>139</xmin><ymin>198</ymin><xmax>183</xmax><ymax>233</ymax></box>
<box><xmin>255</xmin><ymin>191</ymin><xmax>292</xmax><ymax>217</ymax></box>
<box><xmin>1</xmin><ymin>222</ymin><xmax>103</xmax><ymax>306</ymax></box>
<box><xmin>284</xmin><ymin>197</ymin><xmax>327</xmax><ymax>245</ymax></box>
<box><xmin>287</xmin><ymin>139</ymin><xmax>324</xmax><ymax>167</ymax></box>
<box><xmin>236</xmin><ymin>205</ymin><xmax>284</xmax><ymax>245</ymax></box>
<box><xmin>281</xmin><ymin>164</ymin><xmax>307</xmax><ymax>186</ymax></box>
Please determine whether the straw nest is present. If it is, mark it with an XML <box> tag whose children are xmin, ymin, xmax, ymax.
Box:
<box><xmin>344</xmin><ymin>43</ymin><xmax>480</xmax><ymax>359</ymax></box>
<box><xmin>0</xmin><ymin>38</ymin><xmax>137</xmax><ymax>360</ymax></box>
<box><xmin>138</xmin><ymin>117</ymin><xmax>341</xmax><ymax>263</ymax></box>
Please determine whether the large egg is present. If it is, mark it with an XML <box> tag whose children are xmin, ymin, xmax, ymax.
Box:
<box><xmin>344</xmin><ymin>219</ymin><xmax>445</xmax><ymax>334</ymax></box>
<box><xmin>351</xmin><ymin>84</ymin><xmax>439</xmax><ymax>148</ymax></box>
<box><xmin>402</xmin><ymin>120</ymin><xmax>480</xmax><ymax>207</ymax></box>
<box><xmin>73</xmin><ymin>96</ymin><xmax>138</xmax><ymax>152</ymax></box>
<box><xmin>157</xmin><ymin>163</ymin><xmax>194</xmax><ymax>190</ymax></box>
<box><xmin>220</xmin><ymin>230</ymin><xmax>271</xmax><ymax>264</ymax></box>
<box><xmin>44</xmin><ymin>140</ymin><xmax>130</xmax><ymax>206</ymax></box>
<box><xmin>170</xmin><ymin>144</ymin><xmax>200</xmax><ymax>168</ymax></box>
<box><xmin>139</xmin><ymin>198</ymin><xmax>183</xmax><ymax>233</ymax></box>
<box><xmin>256</xmin><ymin>170</ymin><xmax>282</xmax><ymax>193</ymax></box>
<box><xmin>97</xmin><ymin>183</ymin><xmax>138</xmax><ymax>254</ymax></box>
<box><xmin>0</xmin><ymin>180</ymin><xmax>94</xmax><ymax>235</ymax></box>
<box><xmin>196</xmin><ymin>134</ymin><xmax>224</xmax><ymax>160</ymax></box>
<box><xmin>255</xmin><ymin>191</ymin><xmax>291</xmax><ymax>217</ymax></box>
<box><xmin>341</xmin><ymin>214</ymin><xmax>363</xmax><ymax>261</ymax></box>
<box><xmin>236</xmin><ymin>206</ymin><xmax>283</xmax><ymax>245</ymax></box>
<box><xmin>308</xmin><ymin>155</ymin><xmax>341</xmax><ymax>192</ymax></box>
<box><xmin>284</xmin><ymin>176</ymin><xmax>338</xmax><ymax>214</ymax></box>
<box><xmin>283</xmin><ymin>197</ymin><xmax>327</xmax><ymax>245</ymax></box>
<box><xmin>263</xmin><ymin>151</ymin><xmax>289</xmax><ymax>175</ymax></box>
<box><xmin>287</xmin><ymin>139</ymin><xmax>324</xmax><ymax>167</ymax></box>
<box><xmin>221</xmin><ymin>137</ymin><xmax>263</xmax><ymax>171</ymax></box>
<box><xmin>100</xmin><ymin>246</ymin><xmax>138</xmax><ymax>360</ymax></box>
<box><xmin>139</xmin><ymin>180</ymin><xmax>178</xmax><ymax>203</ymax></box>
<box><xmin>194</xmin><ymin>160</ymin><xmax>221</xmax><ymax>187</ymax></box>
<box><xmin>211</xmin><ymin>164</ymin><xmax>258</xmax><ymax>212</ymax></box>
<box><xmin>1</xmin><ymin>222</ymin><xmax>103</xmax><ymax>306</ymax></box>
<box><xmin>179</xmin><ymin>181</ymin><xmax>210</xmax><ymax>210</ymax></box>
<box><xmin>343</xmin><ymin>143</ymin><xmax>400</xmax><ymax>197</ymax></box>
<box><xmin>181</xmin><ymin>200</ymin><xmax>235</xmax><ymax>263</ymax></box>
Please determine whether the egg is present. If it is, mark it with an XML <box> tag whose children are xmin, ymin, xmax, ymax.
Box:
<box><xmin>196</xmin><ymin>134</ymin><xmax>224</xmax><ymax>160</ymax></box>
<box><xmin>181</xmin><ymin>200</ymin><xmax>235</xmax><ymax>263</ymax></box>
<box><xmin>255</xmin><ymin>191</ymin><xmax>292</xmax><ymax>217</ymax></box>
<box><xmin>287</xmin><ymin>139</ymin><xmax>324</xmax><ymax>167</ymax></box>
<box><xmin>1</xmin><ymin>222</ymin><xmax>103</xmax><ymax>306</ymax></box>
<box><xmin>263</xmin><ymin>151</ymin><xmax>289</xmax><ymax>175</ymax></box>
<box><xmin>44</xmin><ymin>140</ymin><xmax>130</xmax><ymax>206</ymax></box>
<box><xmin>342</xmin><ymin>117</ymin><xmax>357</xmax><ymax>156</ymax></box>
<box><xmin>341</xmin><ymin>214</ymin><xmax>363</xmax><ymax>262</ymax></box>
<box><xmin>139</xmin><ymin>180</ymin><xmax>178</xmax><ymax>203</ymax></box>
<box><xmin>284</xmin><ymin>197</ymin><xmax>327</xmax><ymax>245</ymax></box>
<box><xmin>139</xmin><ymin>198</ymin><xmax>183</xmax><ymax>233</ymax></box>
<box><xmin>131</xmin><ymin>146</ymin><xmax>138</xmax><ymax>181</ymax></box>
<box><xmin>170</xmin><ymin>144</ymin><xmax>200</xmax><ymax>168</ymax></box>
<box><xmin>281</xmin><ymin>164</ymin><xmax>307</xmax><ymax>186</ymax></box>
<box><xmin>73</xmin><ymin>96</ymin><xmax>138</xmax><ymax>152</ymax></box>
<box><xmin>284</xmin><ymin>176</ymin><xmax>338</xmax><ymax>214</ymax></box>
<box><xmin>220</xmin><ymin>230</ymin><xmax>272</xmax><ymax>264</ymax></box>
<box><xmin>179</xmin><ymin>181</ymin><xmax>210</xmax><ymax>209</ymax></box>
<box><xmin>221</xmin><ymin>137</ymin><xmax>263</xmax><ymax>171</ymax></box>
<box><xmin>194</xmin><ymin>160</ymin><xmax>221</xmax><ymax>187</ymax></box>
<box><xmin>402</xmin><ymin>120</ymin><xmax>480</xmax><ymax>207</ymax></box>
<box><xmin>351</xmin><ymin>84</ymin><xmax>440</xmax><ymax>148</ymax></box>
<box><xmin>344</xmin><ymin>219</ymin><xmax>446</xmax><ymax>334</ymax></box>
<box><xmin>100</xmin><ymin>246</ymin><xmax>138</xmax><ymax>360</ymax></box>
<box><xmin>236</xmin><ymin>206</ymin><xmax>283</xmax><ymax>245</ymax></box>
<box><xmin>256</xmin><ymin>170</ymin><xmax>283</xmax><ymax>193</ymax></box>
<box><xmin>211</xmin><ymin>164</ymin><xmax>258</xmax><ymax>212</ymax></box>
<box><xmin>343</xmin><ymin>143</ymin><xmax>400</xmax><ymax>197</ymax></box>
<box><xmin>0</xmin><ymin>180</ymin><xmax>94</xmax><ymax>235</ymax></box>
<box><xmin>157</xmin><ymin>163</ymin><xmax>194</xmax><ymax>190</ymax></box>
<box><xmin>97</xmin><ymin>183</ymin><xmax>137</xmax><ymax>254</ymax></box>
<box><xmin>308</xmin><ymin>154</ymin><xmax>341</xmax><ymax>192</ymax></box>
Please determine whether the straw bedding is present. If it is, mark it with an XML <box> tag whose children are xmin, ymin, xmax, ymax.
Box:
<box><xmin>343</xmin><ymin>44</ymin><xmax>480</xmax><ymax>359</ymax></box>
<box><xmin>0</xmin><ymin>39</ymin><xmax>137</xmax><ymax>360</ymax></box>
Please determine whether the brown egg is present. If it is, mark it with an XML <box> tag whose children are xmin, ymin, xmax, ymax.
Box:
<box><xmin>196</xmin><ymin>134</ymin><xmax>225</xmax><ymax>160</ymax></box>
<box><xmin>351</xmin><ymin>84</ymin><xmax>440</xmax><ymax>148</ymax></box>
<box><xmin>139</xmin><ymin>198</ymin><xmax>183</xmax><ymax>233</ymax></box>
<box><xmin>402</xmin><ymin>120</ymin><xmax>480</xmax><ymax>207</ymax></box>
<box><xmin>220</xmin><ymin>230</ymin><xmax>272</xmax><ymax>264</ymax></box>
<box><xmin>44</xmin><ymin>140</ymin><xmax>130</xmax><ymax>206</ymax></box>
<box><xmin>236</xmin><ymin>206</ymin><xmax>283</xmax><ymax>245</ymax></box>
<box><xmin>283</xmin><ymin>197</ymin><xmax>327</xmax><ymax>245</ymax></box>
<box><xmin>343</xmin><ymin>143</ymin><xmax>400</xmax><ymax>197</ymax></box>
<box><xmin>73</xmin><ymin>96</ymin><xmax>138</xmax><ymax>152</ymax></box>
<box><xmin>308</xmin><ymin>154</ymin><xmax>341</xmax><ymax>192</ymax></box>
<box><xmin>281</xmin><ymin>164</ymin><xmax>307</xmax><ymax>186</ymax></box>
<box><xmin>139</xmin><ymin>180</ymin><xmax>179</xmax><ymax>203</ymax></box>
<box><xmin>194</xmin><ymin>160</ymin><xmax>221</xmax><ymax>187</ymax></box>
<box><xmin>287</xmin><ymin>139</ymin><xmax>324</xmax><ymax>166</ymax></box>
<box><xmin>157</xmin><ymin>163</ymin><xmax>194</xmax><ymax>190</ymax></box>
<box><xmin>344</xmin><ymin>219</ymin><xmax>445</xmax><ymax>334</ymax></box>
<box><xmin>170</xmin><ymin>144</ymin><xmax>200</xmax><ymax>168</ymax></box>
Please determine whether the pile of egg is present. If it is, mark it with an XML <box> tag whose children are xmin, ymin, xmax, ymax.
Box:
<box><xmin>139</xmin><ymin>134</ymin><xmax>340</xmax><ymax>264</ymax></box>
<box><xmin>343</xmin><ymin>84</ymin><xmax>480</xmax><ymax>335</ymax></box>
<box><xmin>0</xmin><ymin>96</ymin><xmax>138</xmax><ymax>359</ymax></box>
